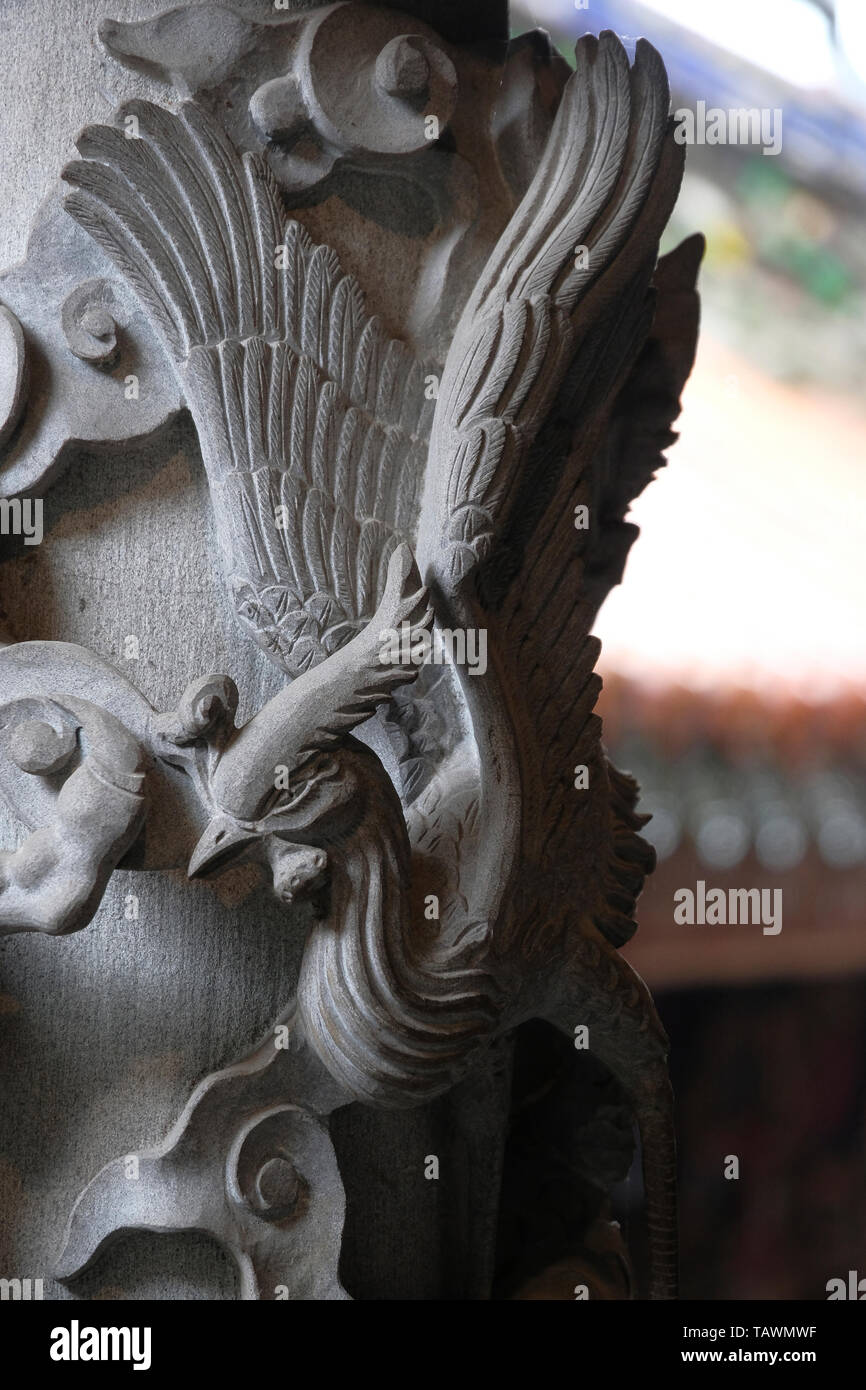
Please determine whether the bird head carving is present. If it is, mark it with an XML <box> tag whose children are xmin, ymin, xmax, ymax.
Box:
<box><xmin>182</xmin><ymin>543</ymin><xmax>431</xmax><ymax>906</ymax></box>
<box><xmin>187</xmin><ymin>744</ymin><xmax>373</xmax><ymax>910</ymax></box>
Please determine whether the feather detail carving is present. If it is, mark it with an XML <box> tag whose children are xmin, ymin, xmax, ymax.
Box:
<box><xmin>57</xmin><ymin>29</ymin><xmax>703</xmax><ymax>1300</ymax></box>
<box><xmin>420</xmin><ymin>32</ymin><xmax>678</xmax><ymax>588</ymax></box>
<box><xmin>60</xmin><ymin>39</ymin><xmax>701</xmax><ymax>978</ymax></box>
<box><xmin>62</xmin><ymin>101</ymin><xmax>436</xmax><ymax>677</ymax></box>
<box><xmin>418</xmin><ymin>33</ymin><xmax>697</xmax><ymax>966</ymax></box>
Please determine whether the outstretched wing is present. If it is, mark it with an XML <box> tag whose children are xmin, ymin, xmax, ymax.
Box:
<box><xmin>62</xmin><ymin>101</ymin><xmax>435</xmax><ymax>676</ymax></box>
<box><xmin>494</xmin><ymin>235</ymin><xmax>702</xmax><ymax>960</ymax></box>
<box><xmin>417</xmin><ymin>32</ymin><xmax>700</xmax><ymax>955</ymax></box>
<box><xmin>419</xmin><ymin>32</ymin><xmax>678</xmax><ymax>590</ymax></box>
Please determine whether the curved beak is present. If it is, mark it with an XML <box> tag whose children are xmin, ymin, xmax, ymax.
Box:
<box><xmin>188</xmin><ymin>814</ymin><xmax>258</xmax><ymax>879</ymax></box>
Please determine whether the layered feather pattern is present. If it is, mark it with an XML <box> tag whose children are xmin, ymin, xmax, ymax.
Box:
<box><xmin>62</xmin><ymin>102</ymin><xmax>435</xmax><ymax>675</ymax></box>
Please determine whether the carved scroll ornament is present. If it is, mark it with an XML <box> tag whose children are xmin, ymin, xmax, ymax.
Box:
<box><xmin>0</xmin><ymin>2</ymin><xmax>702</xmax><ymax>1300</ymax></box>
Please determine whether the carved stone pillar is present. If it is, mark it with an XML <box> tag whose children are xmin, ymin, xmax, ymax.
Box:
<box><xmin>0</xmin><ymin>0</ymin><xmax>701</xmax><ymax>1300</ymax></box>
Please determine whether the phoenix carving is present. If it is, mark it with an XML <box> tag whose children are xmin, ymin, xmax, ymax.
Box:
<box><xmin>0</xmin><ymin>20</ymin><xmax>701</xmax><ymax>1300</ymax></box>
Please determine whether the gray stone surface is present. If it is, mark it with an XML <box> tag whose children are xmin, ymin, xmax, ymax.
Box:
<box><xmin>0</xmin><ymin>0</ymin><xmax>302</xmax><ymax>1300</ymax></box>
<box><xmin>0</xmin><ymin>4</ymin><xmax>701</xmax><ymax>1300</ymax></box>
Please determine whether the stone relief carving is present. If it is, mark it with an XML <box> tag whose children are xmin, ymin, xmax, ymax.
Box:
<box><xmin>0</xmin><ymin>1</ymin><xmax>702</xmax><ymax>1300</ymax></box>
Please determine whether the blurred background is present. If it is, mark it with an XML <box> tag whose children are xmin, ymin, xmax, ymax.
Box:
<box><xmin>513</xmin><ymin>0</ymin><xmax>866</xmax><ymax>1298</ymax></box>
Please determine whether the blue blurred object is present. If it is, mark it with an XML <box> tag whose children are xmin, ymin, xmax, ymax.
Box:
<box><xmin>515</xmin><ymin>0</ymin><xmax>866</xmax><ymax>200</ymax></box>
